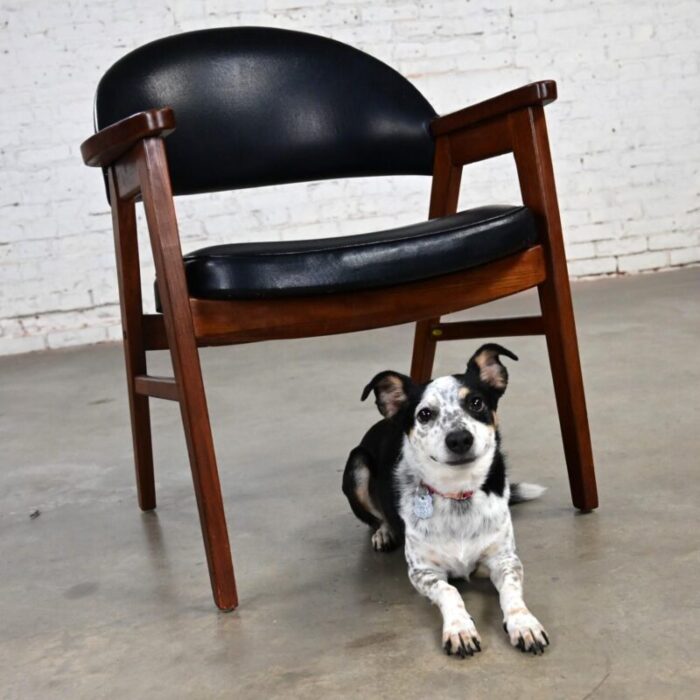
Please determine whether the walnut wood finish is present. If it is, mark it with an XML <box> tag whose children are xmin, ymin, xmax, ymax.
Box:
<box><xmin>431</xmin><ymin>80</ymin><xmax>557</xmax><ymax>136</ymax></box>
<box><xmin>84</xmin><ymin>78</ymin><xmax>597</xmax><ymax>612</ymax></box>
<box><xmin>431</xmin><ymin>316</ymin><xmax>544</xmax><ymax>341</ymax></box>
<box><xmin>135</xmin><ymin>246</ymin><xmax>545</xmax><ymax>351</ymax></box>
<box><xmin>446</xmin><ymin>118</ymin><xmax>512</xmax><ymax>167</ymax></box>
<box><xmin>134</xmin><ymin>138</ymin><xmax>238</xmax><ymax>611</ymax></box>
<box><xmin>510</xmin><ymin>107</ymin><xmax>598</xmax><ymax>511</ymax></box>
<box><xmin>81</xmin><ymin>108</ymin><xmax>175</xmax><ymax>167</ymax></box>
<box><xmin>188</xmin><ymin>247</ymin><xmax>545</xmax><ymax>342</ymax></box>
<box><xmin>133</xmin><ymin>375</ymin><xmax>180</xmax><ymax>401</ymax></box>
<box><xmin>409</xmin><ymin>83</ymin><xmax>597</xmax><ymax>511</ymax></box>
<box><xmin>410</xmin><ymin>137</ymin><xmax>462</xmax><ymax>382</ymax></box>
<box><xmin>108</xmin><ymin>170</ymin><xmax>156</xmax><ymax>511</ymax></box>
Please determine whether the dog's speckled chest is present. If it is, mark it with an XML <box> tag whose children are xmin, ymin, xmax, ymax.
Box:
<box><xmin>400</xmin><ymin>488</ymin><xmax>511</xmax><ymax>578</ymax></box>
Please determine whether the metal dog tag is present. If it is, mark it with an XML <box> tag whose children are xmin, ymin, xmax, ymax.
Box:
<box><xmin>413</xmin><ymin>488</ymin><xmax>434</xmax><ymax>519</ymax></box>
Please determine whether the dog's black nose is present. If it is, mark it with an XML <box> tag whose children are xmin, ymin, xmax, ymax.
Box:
<box><xmin>445</xmin><ymin>430</ymin><xmax>473</xmax><ymax>454</ymax></box>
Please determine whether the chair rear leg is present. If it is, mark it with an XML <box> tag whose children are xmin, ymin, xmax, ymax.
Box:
<box><xmin>410</xmin><ymin>318</ymin><xmax>439</xmax><ymax>383</ymax></box>
<box><xmin>123</xmin><ymin>340</ymin><xmax>156</xmax><ymax>511</ymax></box>
<box><xmin>538</xmin><ymin>277</ymin><xmax>598</xmax><ymax>511</ymax></box>
<box><xmin>411</xmin><ymin>135</ymin><xmax>461</xmax><ymax>384</ymax></box>
<box><xmin>109</xmin><ymin>176</ymin><xmax>156</xmax><ymax>511</ymax></box>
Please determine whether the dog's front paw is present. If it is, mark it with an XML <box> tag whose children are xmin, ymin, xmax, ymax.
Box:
<box><xmin>443</xmin><ymin>614</ymin><xmax>482</xmax><ymax>659</ymax></box>
<box><xmin>503</xmin><ymin>610</ymin><xmax>549</xmax><ymax>654</ymax></box>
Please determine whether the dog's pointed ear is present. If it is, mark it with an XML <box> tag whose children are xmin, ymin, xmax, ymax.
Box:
<box><xmin>361</xmin><ymin>371</ymin><xmax>414</xmax><ymax>418</ymax></box>
<box><xmin>466</xmin><ymin>344</ymin><xmax>518</xmax><ymax>395</ymax></box>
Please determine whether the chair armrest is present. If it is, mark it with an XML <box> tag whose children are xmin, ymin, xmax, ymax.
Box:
<box><xmin>431</xmin><ymin>81</ymin><xmax>557</xmax><ymax>137</ymax></box>
<box><xmin>81</xmin><ymin>107</ymin><xmax>175</xmax><ymax>167</ymax></box>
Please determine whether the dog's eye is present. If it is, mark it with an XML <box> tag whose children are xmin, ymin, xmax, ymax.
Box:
<box><xmin>417</xmin><ymin>408</ymin><xmax>434</xmax><ymax>423</ymax></box>
<box><xmin>468</xmin><ymin>396</ymin><xmax>485</xmax><ymax>412</ymax></box>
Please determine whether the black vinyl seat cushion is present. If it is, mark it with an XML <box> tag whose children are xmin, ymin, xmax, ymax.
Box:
<box><xmin>155</xmin><ymin>205</ymin><xmax>538</xmax><ymax>305</ymax></box>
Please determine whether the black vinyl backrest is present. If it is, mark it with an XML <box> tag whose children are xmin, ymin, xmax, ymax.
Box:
<box><xmin>95</xmin><ymin>27</ymin><xmax>438</xmax><ymax>196</ymax></box>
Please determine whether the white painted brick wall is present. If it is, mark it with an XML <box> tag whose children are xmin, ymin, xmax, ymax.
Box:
<box><xmin>1</xmin><ymin>0</ymin><xmax>699</xmax><ymax>355</ymax></box>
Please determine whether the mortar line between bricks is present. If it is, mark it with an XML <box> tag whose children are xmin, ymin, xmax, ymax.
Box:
<box><xmin>11</xmin><ymin>303</ymin><xmax>120</xmax><ymax>322</ymax></box>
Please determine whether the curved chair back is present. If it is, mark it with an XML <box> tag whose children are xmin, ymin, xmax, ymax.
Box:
<box><xmin>95</xmin><ymin>27</ymin><xmax>437</xmax><ymax>196</ymax></box>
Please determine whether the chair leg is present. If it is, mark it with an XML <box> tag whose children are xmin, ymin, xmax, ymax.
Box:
<box><xmin>174</xmin><ymin>346</ymin><xmax>239</xmax><ymax>610</ymax></box>
<box><xmin>410</xmin><ymin>318</ymin><xmax>439</xmax><ymax>383</ymax></box>
<box><xmin>123</xmin><ymin>340</ymin><xmax>156</xmax><ymax>511</ymax></box>
<box><xmin>135</xmin><ymin>139</ymin><xmax>238</xmax><ymax>610</ymax></box>
<box><xmin>538</xmin><ymin>278</ymin><xmax>598</xmax><ymax>511</ymax></box>
<box><xmin>509</xmin><ymin>106</ymin><xmax>598</xmax><ymax>511</ymax></box>
<box><xmin>109</xmin><ymin>176</ymin><xmax>156</xmax><ymax>511</ymax></box>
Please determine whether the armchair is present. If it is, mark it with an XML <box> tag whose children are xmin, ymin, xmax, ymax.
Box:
<box><xmin>81</xmin><ymin>27</ymin><xmax>597</xmax><ymax>611</ymax></box>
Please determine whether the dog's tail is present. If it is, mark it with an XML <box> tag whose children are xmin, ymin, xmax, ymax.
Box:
<box><xmin>509</xmin><ymin>482</ymin><xmax>546</xmax><ymax>505</ymax></box>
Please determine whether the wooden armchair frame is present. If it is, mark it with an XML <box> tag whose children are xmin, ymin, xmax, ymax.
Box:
<box><xmin>81</xmin><ymin>80</ymin><xmax>597</xmax><ymax>611</ymax></box>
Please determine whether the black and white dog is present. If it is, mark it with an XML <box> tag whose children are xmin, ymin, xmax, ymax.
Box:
<box><xmin>342</xmin><ymin>344</ymin><xmax>549</xmax><ymax>658</ymax></box>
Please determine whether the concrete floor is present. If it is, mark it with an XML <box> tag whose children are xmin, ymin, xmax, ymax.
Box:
<box><xmin>1</xmin><ymin>267</ymin><xmax>699</xmax><ymax>699</ymax></box>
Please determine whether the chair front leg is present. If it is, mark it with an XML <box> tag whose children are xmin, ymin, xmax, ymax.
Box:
<box><xmin>169</xmin><ymin>325</ymin><xmax>239</xmax><ymax>609</ymax></box>
<box><xmin>131</xmin><ymin>139</ymin><xmax>239</xmax><ymax>609</ymax></box>
<box><xmin>537</xmin><ymin>275</ymin><xmax>598</xmax><ymax>511</ymax></box>
<box><xmin>511</xmin><ymin>107</ymin><xmax>598</xmax><ymax>511</ymax></box>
